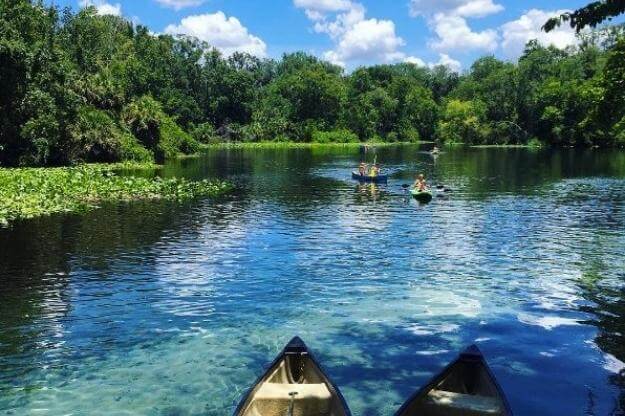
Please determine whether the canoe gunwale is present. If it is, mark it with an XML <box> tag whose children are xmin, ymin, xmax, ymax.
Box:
<box><xmin>232</xmin><ymin>336</ymin><xmax>352</xmax><ymax>416</ymax></box>
<box><xmin>393</xmin><ymin>345</ymin><xmax>513</xmax><ymax>416</ymax></box>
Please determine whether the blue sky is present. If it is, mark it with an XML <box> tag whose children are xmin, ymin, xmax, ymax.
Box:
<box><xmin>50</xmin><ymin>0</ymin><xmax>590</xmax><ymax>71</ymax></box>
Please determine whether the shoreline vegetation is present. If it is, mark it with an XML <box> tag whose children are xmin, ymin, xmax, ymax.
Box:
<box><xmin>1</xmin><ymin>140</ymin><xmax>548</xmax><ymax>227</ymax></box>
<box><xmin>0</xmin><ymin>163</ymin><xmax>232</xmax><ymax>227</ymax></box>
<box><xmin>201</xmin><ymin>141</ymin><xmax>434</xmax><ymax>150</ymax></box>
<box><xmin>198</xmin><ymin>141</ymin><xmax>546</xmax><ymax>150</ymax></box>
<box><xmin>2</xmin><ymin>2</ymin><xmax>625</xmax><ymax>171</ymax></box>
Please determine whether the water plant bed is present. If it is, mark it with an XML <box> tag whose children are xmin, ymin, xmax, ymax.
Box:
<box><xmin>0</xmin><ymin>163</ymin><xmax>231</xmax><ymax>226</ymax></box>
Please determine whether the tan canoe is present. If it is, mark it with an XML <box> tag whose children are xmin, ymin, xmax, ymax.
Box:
<box><xmin>233</xmin><ymin>337</ymin><xmax>351</xmax><ymax>416</ymax></box>
<box><xmin>394</xmin><ymin>345</ymin><xmax>513</xmax><ymax>416</ymax></box>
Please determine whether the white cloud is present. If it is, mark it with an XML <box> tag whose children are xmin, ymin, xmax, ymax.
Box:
<box><xmin>155</xmin><ymin>0</ymin><xmax>204</xmax><ymax>10</ymax></box>
<box><xmin>313</xmin><ymin>3</ymin><xmax>366</xmax><ymax>39</ymax></box>
<box><xmin>404</xmin><ymin>56</ymin><xmax>426</xmax><ymax>66</ymax></box>
<box><xmin>410</xmin><ymin>0</ymin><xmax>503</xmax><ymax>18</ymax></box>
<box><xmin>500</xmin><ymin>9</ymin><xmax>579</xmax><ymax>59</ymax></box>
<box><xmin>294</xmin><ymin>0</ymin><xmax>353</xmax><ymax>12</ymax></box>
<box><xmin>164</xmin><ymin>12</ymin><xmax>267</xmax><ymax>57</ymax></box>
<box><xmin>79</xmin><ymin>0</ymin><xmax>121</xmax><ymax>16</ymax></box>
<box><xmin>324</xmin><ymin>18</ymin><xmax>406</xmax><ymax>66</ymax></box>
<box><xmin>295</xmin><ymin>0</ymin><xmax>408</xmax><ymax>67</ymax></box>
<box><xmin>429</xmin><ymin>53</ymin><xmax>462</xmax><ymax>72</ymax></box>
<box><xmin>408</xmin><ymin>0</ymin><xmax>502</xmax><ymax>55</ymax></box>
<box><xmin>305</xmin><ymin>9</ymin><xmax>326</xmax><ymax>21</ymax></box>
<box><xmin>429</xmin><ymin>13</ymin><xmax>498</xmax><ymax>53</ymax></box>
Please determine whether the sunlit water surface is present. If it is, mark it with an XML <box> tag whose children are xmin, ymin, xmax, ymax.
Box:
<box><xmin>1</xmin><ymin>145</ymin><xmax>625</xmax><ymax>415</ymax></box>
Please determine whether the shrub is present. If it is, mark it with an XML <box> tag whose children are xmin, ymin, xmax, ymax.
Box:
<box><xmin>20</xmin><ymin>114</ymin><xmax>59</xmax><ymax>166</ymax></box>
<box><xmin>18</xmin><ymin>89</ymin><xmax>62</xmax><ymax>166</ymax></box>
<box><xmin>122</xmin><ymin>96</ymin><xmax>199</xmax><ymax>161</ymax></box>
<box><xmin>612</xmin><ymin>116</ymin><xmax>625</xmax><ymax>147</ymax></box>
<box><xmin>272</xmin><ymin>134</ymin><xmax>291</xmax><ymax>143</ymax></box>
<box><xmin>190</xmin><ymin>123</ymin><xmax>219</xmax><ymax>144</ymax></box>
<box><xmin>240</xmin><ymin>122</ymin><xmax>264</xmax><ymax>142</ymax></box>
<box><xmin>527</xmin><ymin>137</ymin><xmax>544</xmax><ymax>149</ymax></box>
<box><xmin>386</xmin><ymin>131</ymin><xmax>399</xmax><ymax>143</ymax></box>
<box><xmin>437</xmin><ymin>99</ymin><xmax>490</xmax><ymax>144</ymax></box>
<box><xmin>69</xmin><ymin>106</ymin><xmax>146</xmax><ymax>163</ymax></box>
<box><xmin>311</xmin><ymin>129</ymin><xmax>359</xmax><ymax>144</ymax></box>
<box><xmin>159</xmin><ymin>118</ymin><xmax>199</xmax><ymax>159</ymax></box>
<box><xmin>216</xmin><ymin>123</ymin><xmax>245</xmax><ymax>142</ymax></box>
<box><xmin>121</xmin><ymin>96</ymin><xmax>162</xmax><ymax>151</ymax></box>
<box><xmin>70</xmin><ymin>106</ymin><xmax>153</xmax><ymax>163</ymax></box>
<box><xmin>119</xmin><ymin>133</ymin><xmax>153</xmax><ymax>162</ymax></box>
<box><xmin>398</xmin><ymin>126</ymin><xmax>421</xmax><ymax>143</ymax></box>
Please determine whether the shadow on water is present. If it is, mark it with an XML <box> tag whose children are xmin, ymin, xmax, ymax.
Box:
<box><xmin>577</xmin><ymin>259</ymin><xmax>625</xmax><ymax>415</ymax></box>
<box><xmin>315</xmin><ymin>322</ymin><xmax>487</xmax><ymax>416</ymax></box>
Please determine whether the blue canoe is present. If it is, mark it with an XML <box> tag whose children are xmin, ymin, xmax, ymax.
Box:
<box><xmin>352</xmin><ymin>171</ymin><xmax>388</xmax><ymax>184</ymax></box>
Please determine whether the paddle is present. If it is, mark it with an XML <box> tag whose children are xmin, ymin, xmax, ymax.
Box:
<box><xmin>435</xmin><ymin>184</ymin><xmax>453</xmax><ymax>192</ymax></box>
<box><xmin>404</xmin><ymin>181</ymin><xmax>452</xmax><ymax>193</ymax></box>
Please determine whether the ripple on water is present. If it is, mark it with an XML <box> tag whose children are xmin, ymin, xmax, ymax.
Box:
<box><xmin>1</xmin><ymin>146</ymin><xmax>625</xmax><ymax>415</ymax></box>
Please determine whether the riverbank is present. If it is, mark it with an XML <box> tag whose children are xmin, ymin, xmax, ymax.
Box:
<box><xmin>199</xmin><ymin>141</ymin><xmax>554</xmax><ymax>151</ymax></box>
<box><xmin>0</xmin><ymin>163</ymin><xmax>231</xmax><ymax>227</ymax></box>
<box><xmin>469</xmin><ymin>144</ymin><xmax>543</xmax><ymax>149</ymax></box>
<box><xmin>201</xmin><ymin>141</ymin><xmax>433</xmax><ymax>150</ymax></box>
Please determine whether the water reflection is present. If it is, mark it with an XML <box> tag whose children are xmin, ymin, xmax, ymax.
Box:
<box><xmin>0</xmin><ymin>145</ymin><xmax>624</xmax><ymax>415</ymax></box>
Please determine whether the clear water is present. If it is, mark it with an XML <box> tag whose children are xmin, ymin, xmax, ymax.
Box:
<box><xmin>1</xmin><ymin>145</ymin><xmax>625</xmax><ymax>416</ymax></box>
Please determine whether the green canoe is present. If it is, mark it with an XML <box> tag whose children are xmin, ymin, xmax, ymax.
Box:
<box><xmin>411</xmin><ymin>188</ymin><xmax>433</xmax><ymax>202</ymax></box>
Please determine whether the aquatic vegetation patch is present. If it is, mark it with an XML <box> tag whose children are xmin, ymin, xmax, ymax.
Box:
<box><xmin>0</xmin><ymin>164</ymin><xmax>231</xmax><ymax>226</ymax></box>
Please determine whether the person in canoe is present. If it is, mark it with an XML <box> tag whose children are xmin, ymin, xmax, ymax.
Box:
<box><xmin>358</xmin><ymin>162</ymin><xmax>368</xmax><ymax>176</ymax></box>
<box><xmin>369</xmin><ymin>164</ymin><xmax>380</xmax><ymax>178</ymax></box>
<box><xmin>413</xmin><ymin>174</ymin><xmax>427</xmax><ymax>191</ymax></box>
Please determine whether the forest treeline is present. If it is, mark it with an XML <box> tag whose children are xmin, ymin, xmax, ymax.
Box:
<box><xmin>2</xmin><ymin>1</ymin><xmax>625</xmax><ymax>167</ymax></box>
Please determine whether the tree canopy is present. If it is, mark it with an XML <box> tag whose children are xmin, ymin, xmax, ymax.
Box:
<box><xmin>1</xmin><ymin>0</ymin><xmax>625</xmax><ymax>167</ymax></box>
<box><xmin>543</xmin><ymin>0</ymin><xmax>625</xmax><ymax>32</ymax></box>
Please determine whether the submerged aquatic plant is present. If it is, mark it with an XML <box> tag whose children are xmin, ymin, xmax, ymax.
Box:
<box><xmin>0</xmin><ymin>163</ymin><xmax>231</xmax><ymax>226</ymax></box>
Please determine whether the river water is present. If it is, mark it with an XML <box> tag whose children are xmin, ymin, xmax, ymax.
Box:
<box><xmin>1</xmin><ymin>145</ymin><xmax>624</xmax><ymax>415</ymax></box>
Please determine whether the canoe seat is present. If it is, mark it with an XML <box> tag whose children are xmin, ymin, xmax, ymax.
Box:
<box><xmin>249</xmin><ymin>382</ymin><xmax>332</xmax><ymax>416</ymax></box>
<box><xmin>424</xmin><ymin>389</ymin><xmax>502</xmax><ymax>416</ymax></box>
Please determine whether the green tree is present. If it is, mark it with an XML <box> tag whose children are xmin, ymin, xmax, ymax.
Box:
<box><xmin>2</xmin><ymin>0</ymin><xmax>625</xmax><ymax>168</ymax></box>
<box><xmin>438</xmin><ymin>99</ymin><xmax>490</xmax><ymax>144</ymax></box>
<box><xmin>121</xmin><ymin>95</ymin><xmax>197</xmax><ymax>161</ymax></box>
<box><xmin>544</xmin><ymin>0</ymin><xmax>625</xmax><ymax>33</ymax></box>
<box><xmin>599</xmin><ymin>37</ymin><xmax>625</xmax><ymax>145</ymax></box>
<box><xmin>268</xmin><ymin>64</ymin><xmax>347</xmax><ymax>139</ymax></box>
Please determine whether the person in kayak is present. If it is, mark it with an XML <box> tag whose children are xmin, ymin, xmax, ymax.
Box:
<box><xmin>414</xmin><ymin>174</ymin><xmax>427</xmax><ymax>191</ymax></box>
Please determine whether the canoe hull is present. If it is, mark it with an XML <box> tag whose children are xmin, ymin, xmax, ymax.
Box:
<box><xmin>394</xmin><ymin>345</ymin><xmax>513</xmax><ymax>416</ymax></box>
<box><xmin>233</xmin><ymin>337</ymin><xmax>351</xmax><ymax>416</ymax></box>
<box><xmin>352</xmin><ymin>171</ymin><xmax>388</xmax><ymax>184</ymax></box>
